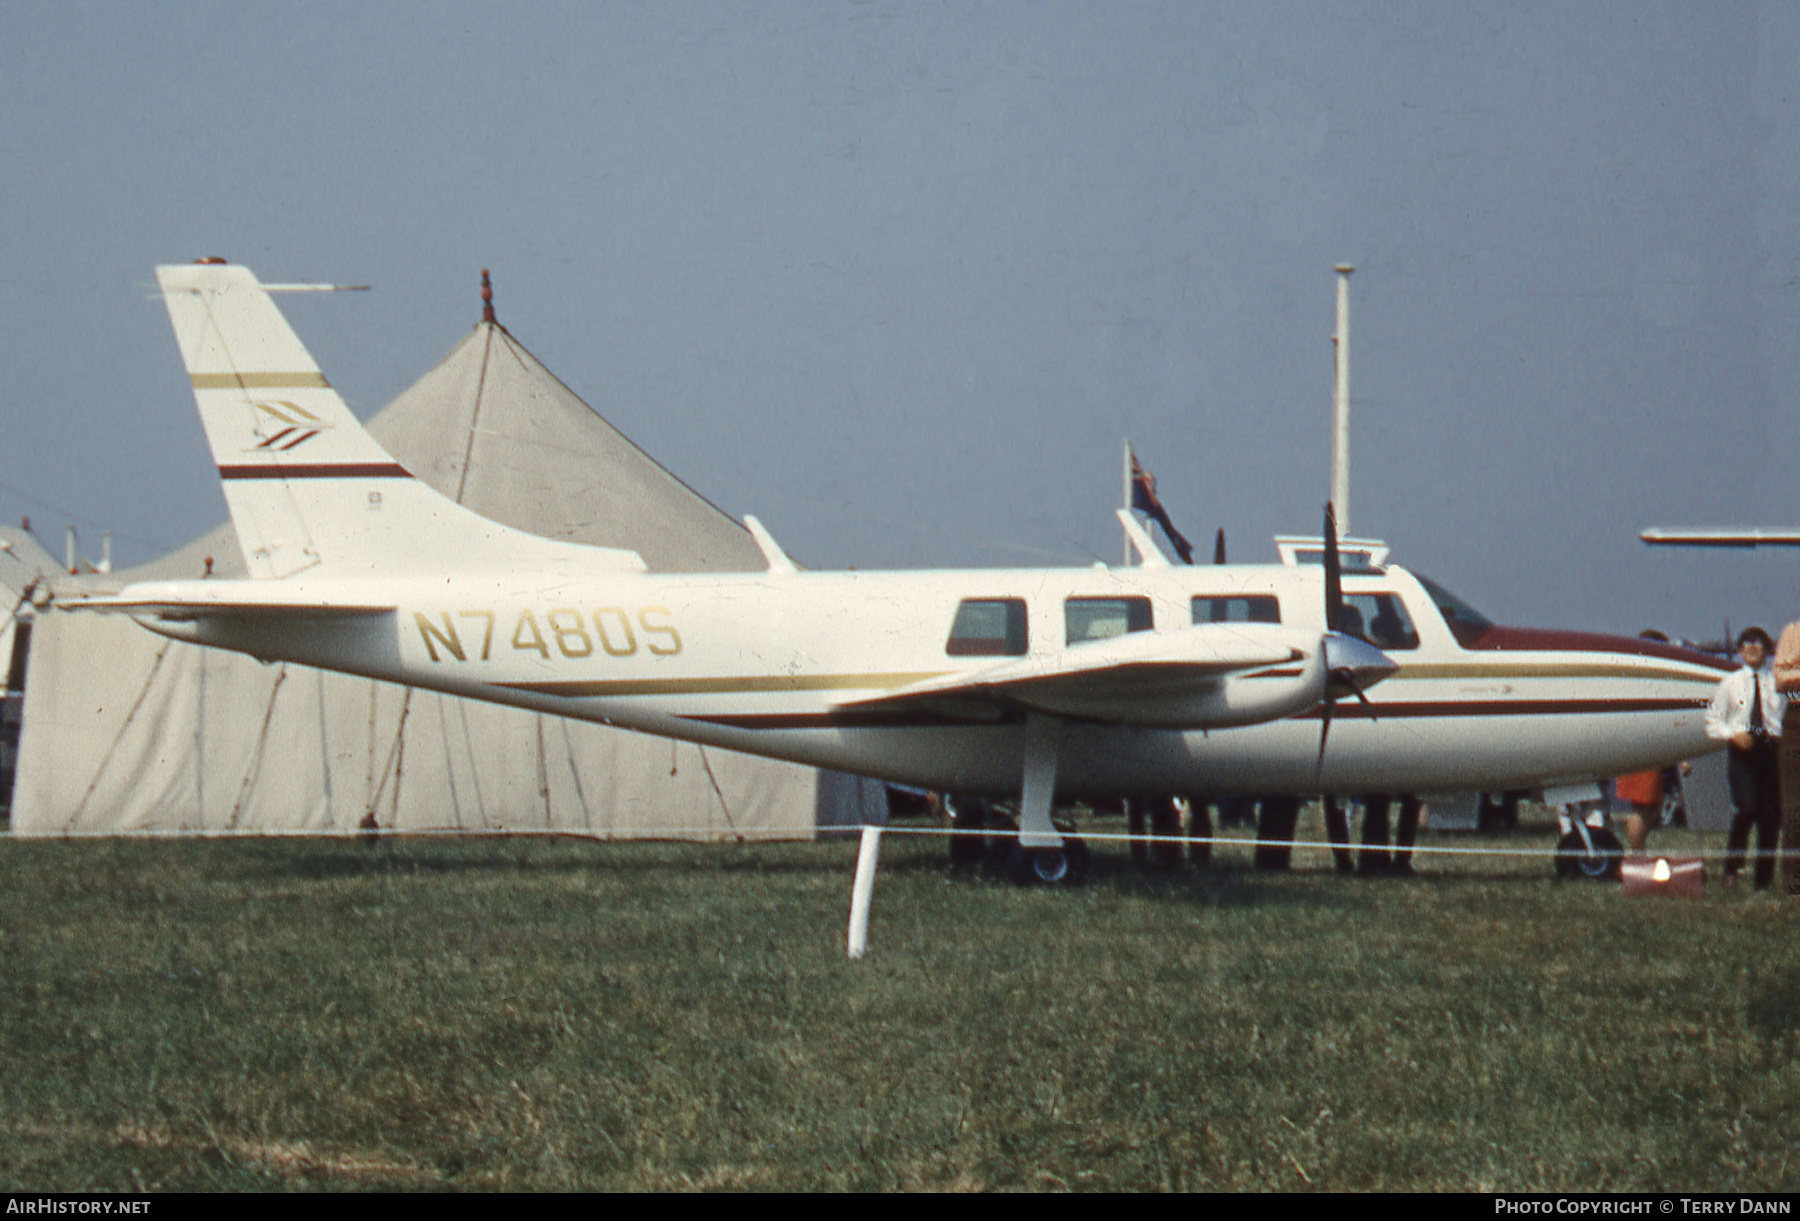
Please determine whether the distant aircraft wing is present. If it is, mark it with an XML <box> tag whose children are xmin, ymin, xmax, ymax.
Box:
<box><xmin>832</xmin><ymin>623</ymin><xmax>1303</xmax><ymax>728</ymax></box>
<box><xmin>1641</xmin><ymin>527</ymin><xmax>1800</xmax><ymax>548</ymax></box>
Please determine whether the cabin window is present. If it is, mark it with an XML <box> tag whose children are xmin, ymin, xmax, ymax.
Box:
<box><xmin>946</xmin><ymin>598</ymin><xmax>1028</xmax><ymax>656</ymax></box>
<box><xmin>1339</xmin><ymin>592</ymin><xmax>1421</xmax><ymax>651</ymax></box>
<box><xmin>1192</xmin><ymin>595</ymin><xmax>1281</xmax><ymax>625</ymax></box>
<box><xmin>1065</xmin><ymin>597</ymin><xmax>1153</xmax><ymax>645</ymax></box>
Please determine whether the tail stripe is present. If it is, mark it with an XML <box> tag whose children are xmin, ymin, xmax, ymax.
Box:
<box><xmin>218</xmin><ymin>463</ymin><xmax>412</xmax><ymax>481</ymax></box>
<box><xmin>190</xmin><ymin>372</ymin><xmax>330</xmax><ymax>390</ymax></box>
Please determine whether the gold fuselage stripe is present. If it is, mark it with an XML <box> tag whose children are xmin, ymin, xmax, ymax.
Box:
<box><xmin>1394</xmin><ymin>661</ymin><xmax>1719</xmax><ymax>684</ymax></box>
<box><xmin>498</xmin><ymin>671</ymin><xmax>953</xmax><ymax>699</ymax></box>
<box><xmin>190</xmin><ymin>371</ymin><xmax>330</xmax><ymax>389</ymax></box>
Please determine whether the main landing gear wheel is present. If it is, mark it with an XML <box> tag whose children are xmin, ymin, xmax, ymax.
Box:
<box><xmin>1005</xmin><ymin>837</ymin><xmax>1091</xmax><ymax>886</ymax></box>
<box><xmin>1554</xmin><ymin>828</ymin><xmax>1623</xmax><ymax>881</ymax></box>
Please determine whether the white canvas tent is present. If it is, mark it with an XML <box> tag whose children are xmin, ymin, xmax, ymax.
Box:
<box><xmin>0</xmin><ymin>524</ymin><xmax>62</xmax><ymax>682</ymax></box>
<box><xmin>12</xmin><ymin>316</ymin><xmax>886</xmax><ymax>837</ymax></box>
<box><xmin>0</xmin><ymin>525</ymin><xmax>65</xmax><ymax>820</ymax></box>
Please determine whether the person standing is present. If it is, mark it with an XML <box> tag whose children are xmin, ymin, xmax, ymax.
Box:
<box><xmin>1617</xmin><ymin>767</ymin><xmax>1664</xmax><ymax>855</ymax></box>
<box><xmin>1621</xmin><ymin>629</ymin><xmax>1677</xmax><ymax>854</ymax></box>
<box><xmin>1774</xmin><ymin>622</ymin><xmax>1800</xmax><ymax>897</ymax></box>
<box><xmin>1358</xmin><ymin>793</ymin><xmax>1423</xmax><ymax>876</ymax></box>
<box><xmin>1323</xmin><ymin>797</ymin><xmax>1355</xmax><ymax>873</ymax></box>
<box><xmin>1706</xmin><ymin>627</ymin><xmax>1782</xmax><ymax>889</ymax></box>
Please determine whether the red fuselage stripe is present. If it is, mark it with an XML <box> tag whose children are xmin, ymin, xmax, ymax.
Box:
<box><xmin>675</xmin><ymin>696</ymin><xmax>1709</xmax><ymax>732</ymax></box>
<box><xmin>1294</xmin><ymin>697</ymin><xmax>1706</xmax><ymax>720</ymax></box>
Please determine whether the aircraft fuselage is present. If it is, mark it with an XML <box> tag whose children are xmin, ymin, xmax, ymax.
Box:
<box><xmin>141</xmin><ymin>559</ymin><xmax>1728</xmax><ymax>799</ymax></box>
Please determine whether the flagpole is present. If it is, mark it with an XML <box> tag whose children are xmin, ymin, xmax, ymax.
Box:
<box><xmin>1332</xmin><ymin>264</ymin><xmax>1354</xmax><ymax>537</ymax></box>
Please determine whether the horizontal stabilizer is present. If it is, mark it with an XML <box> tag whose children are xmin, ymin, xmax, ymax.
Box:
<box><xmin>62</xmin><ymin>580</ymin><xmax>394</xmax><ymax>619</ymax></box>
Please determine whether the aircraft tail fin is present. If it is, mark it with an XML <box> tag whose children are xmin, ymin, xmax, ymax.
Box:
<box><xmin>156</xmin><ymin>262</ymin><xmax>645</xmax><ymax>580</ymax></box>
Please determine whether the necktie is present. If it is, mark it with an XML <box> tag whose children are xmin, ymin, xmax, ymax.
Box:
<box><xmin>1751</xmin><ymin>671</ymin><xmax>1764</xmax><ymax>734</ymax></box>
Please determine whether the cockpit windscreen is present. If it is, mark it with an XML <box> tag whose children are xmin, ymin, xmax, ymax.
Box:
<box><xmin>1412</xmin><ymin>574</ymin><xmax>1495</xmax><ymax>647</ymax></box>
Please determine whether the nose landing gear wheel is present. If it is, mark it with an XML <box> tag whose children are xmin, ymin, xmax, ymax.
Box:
<box><xmin>1554</xmin><ymin>828</ymin><xmax>1623</xmax><ymax>881</ymax></box>
<box><xmin>1006</xmin><ymin>837</ymin><xmax>1091</xmax><ymax>886</ymax></box>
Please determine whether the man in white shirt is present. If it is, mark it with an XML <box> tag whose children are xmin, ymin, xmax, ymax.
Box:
<box><xmin>1706</xmin><ymin>627</ymin><xmax>1783</xmax><ymax>889</ymax></box>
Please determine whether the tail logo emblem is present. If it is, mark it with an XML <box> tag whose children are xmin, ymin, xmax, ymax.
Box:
<box><xmin>251</xmin><ymin>400</ymin><xmax>329</xmax><ymax>451</ymax></box>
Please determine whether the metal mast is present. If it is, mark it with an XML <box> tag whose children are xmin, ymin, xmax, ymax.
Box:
<box><xmin>1331</xmin><ymin>264</ymin><xmax>1353</xmax><ymax>535</ymax></box>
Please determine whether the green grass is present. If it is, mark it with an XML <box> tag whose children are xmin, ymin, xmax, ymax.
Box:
<box><xmin>1</xmin><ymin>812</ymin><xmax>1797</xmax><ymax>1191</ymax></box>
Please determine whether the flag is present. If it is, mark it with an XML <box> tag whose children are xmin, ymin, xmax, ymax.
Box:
<box><xmin>1128</xmin><ymin>451</ymin><xmax>1195</xmax><ymax>564</ymax></box>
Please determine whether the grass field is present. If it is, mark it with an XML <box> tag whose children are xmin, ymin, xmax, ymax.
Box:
<box><xmin>2</xmin><ymin>809</ymin><xmax>1797</xmax><ymax>1192</ymax></box>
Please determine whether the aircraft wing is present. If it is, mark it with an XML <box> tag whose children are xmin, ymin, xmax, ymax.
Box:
<box><xmin>1641</xmin><ymin>527</ymin><xmax>1800</xmax><ymax>547</ymax></box>
<box><xmin>832</xmin><ymin>624</ymin><xmax>1305</xmax><ymax>728</ymax></box>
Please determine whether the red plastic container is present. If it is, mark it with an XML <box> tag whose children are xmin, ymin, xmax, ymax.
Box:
<box><xmin>1620</xmin><ymin>856</ymin><xmax>1705</xmax><ymax>897</ymax></box>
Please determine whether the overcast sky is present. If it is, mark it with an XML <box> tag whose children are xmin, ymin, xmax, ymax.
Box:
<box><xmin>3</xmin><ymin>2</ymin><xmax>1798</xmax><ymax>640</ymax></box>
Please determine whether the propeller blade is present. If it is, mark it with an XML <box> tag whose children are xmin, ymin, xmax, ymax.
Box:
<box><xmin>1316</xmin><ymin>503</ymin><xmax>1344</xmax><ymax>786</ymax></box>
<box><xmin>1323</xmin><ymin>502</ymin><xmax>1345</xmax><ymax>632</ymax></box>
<box><xmin>1315</xmin><ymin>698</ymin><xmax>1334</xmax><ymax>782</ymax></box>
<box><xmin>1314</xmin><ymin>627</ymin><xmax>1398</xmax><ymax>786</ymax></box>
<box><xmin>1311</xmin><ymin>505</ymin><xmax>1398</xmax><ymax>785</ymax></box>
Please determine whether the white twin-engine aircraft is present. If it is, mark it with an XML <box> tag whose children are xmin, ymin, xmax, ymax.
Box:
<box><xmin>73</xmin><ymin>262</ymin><xmax>1727</xmax><ymax>875</ymax></box>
